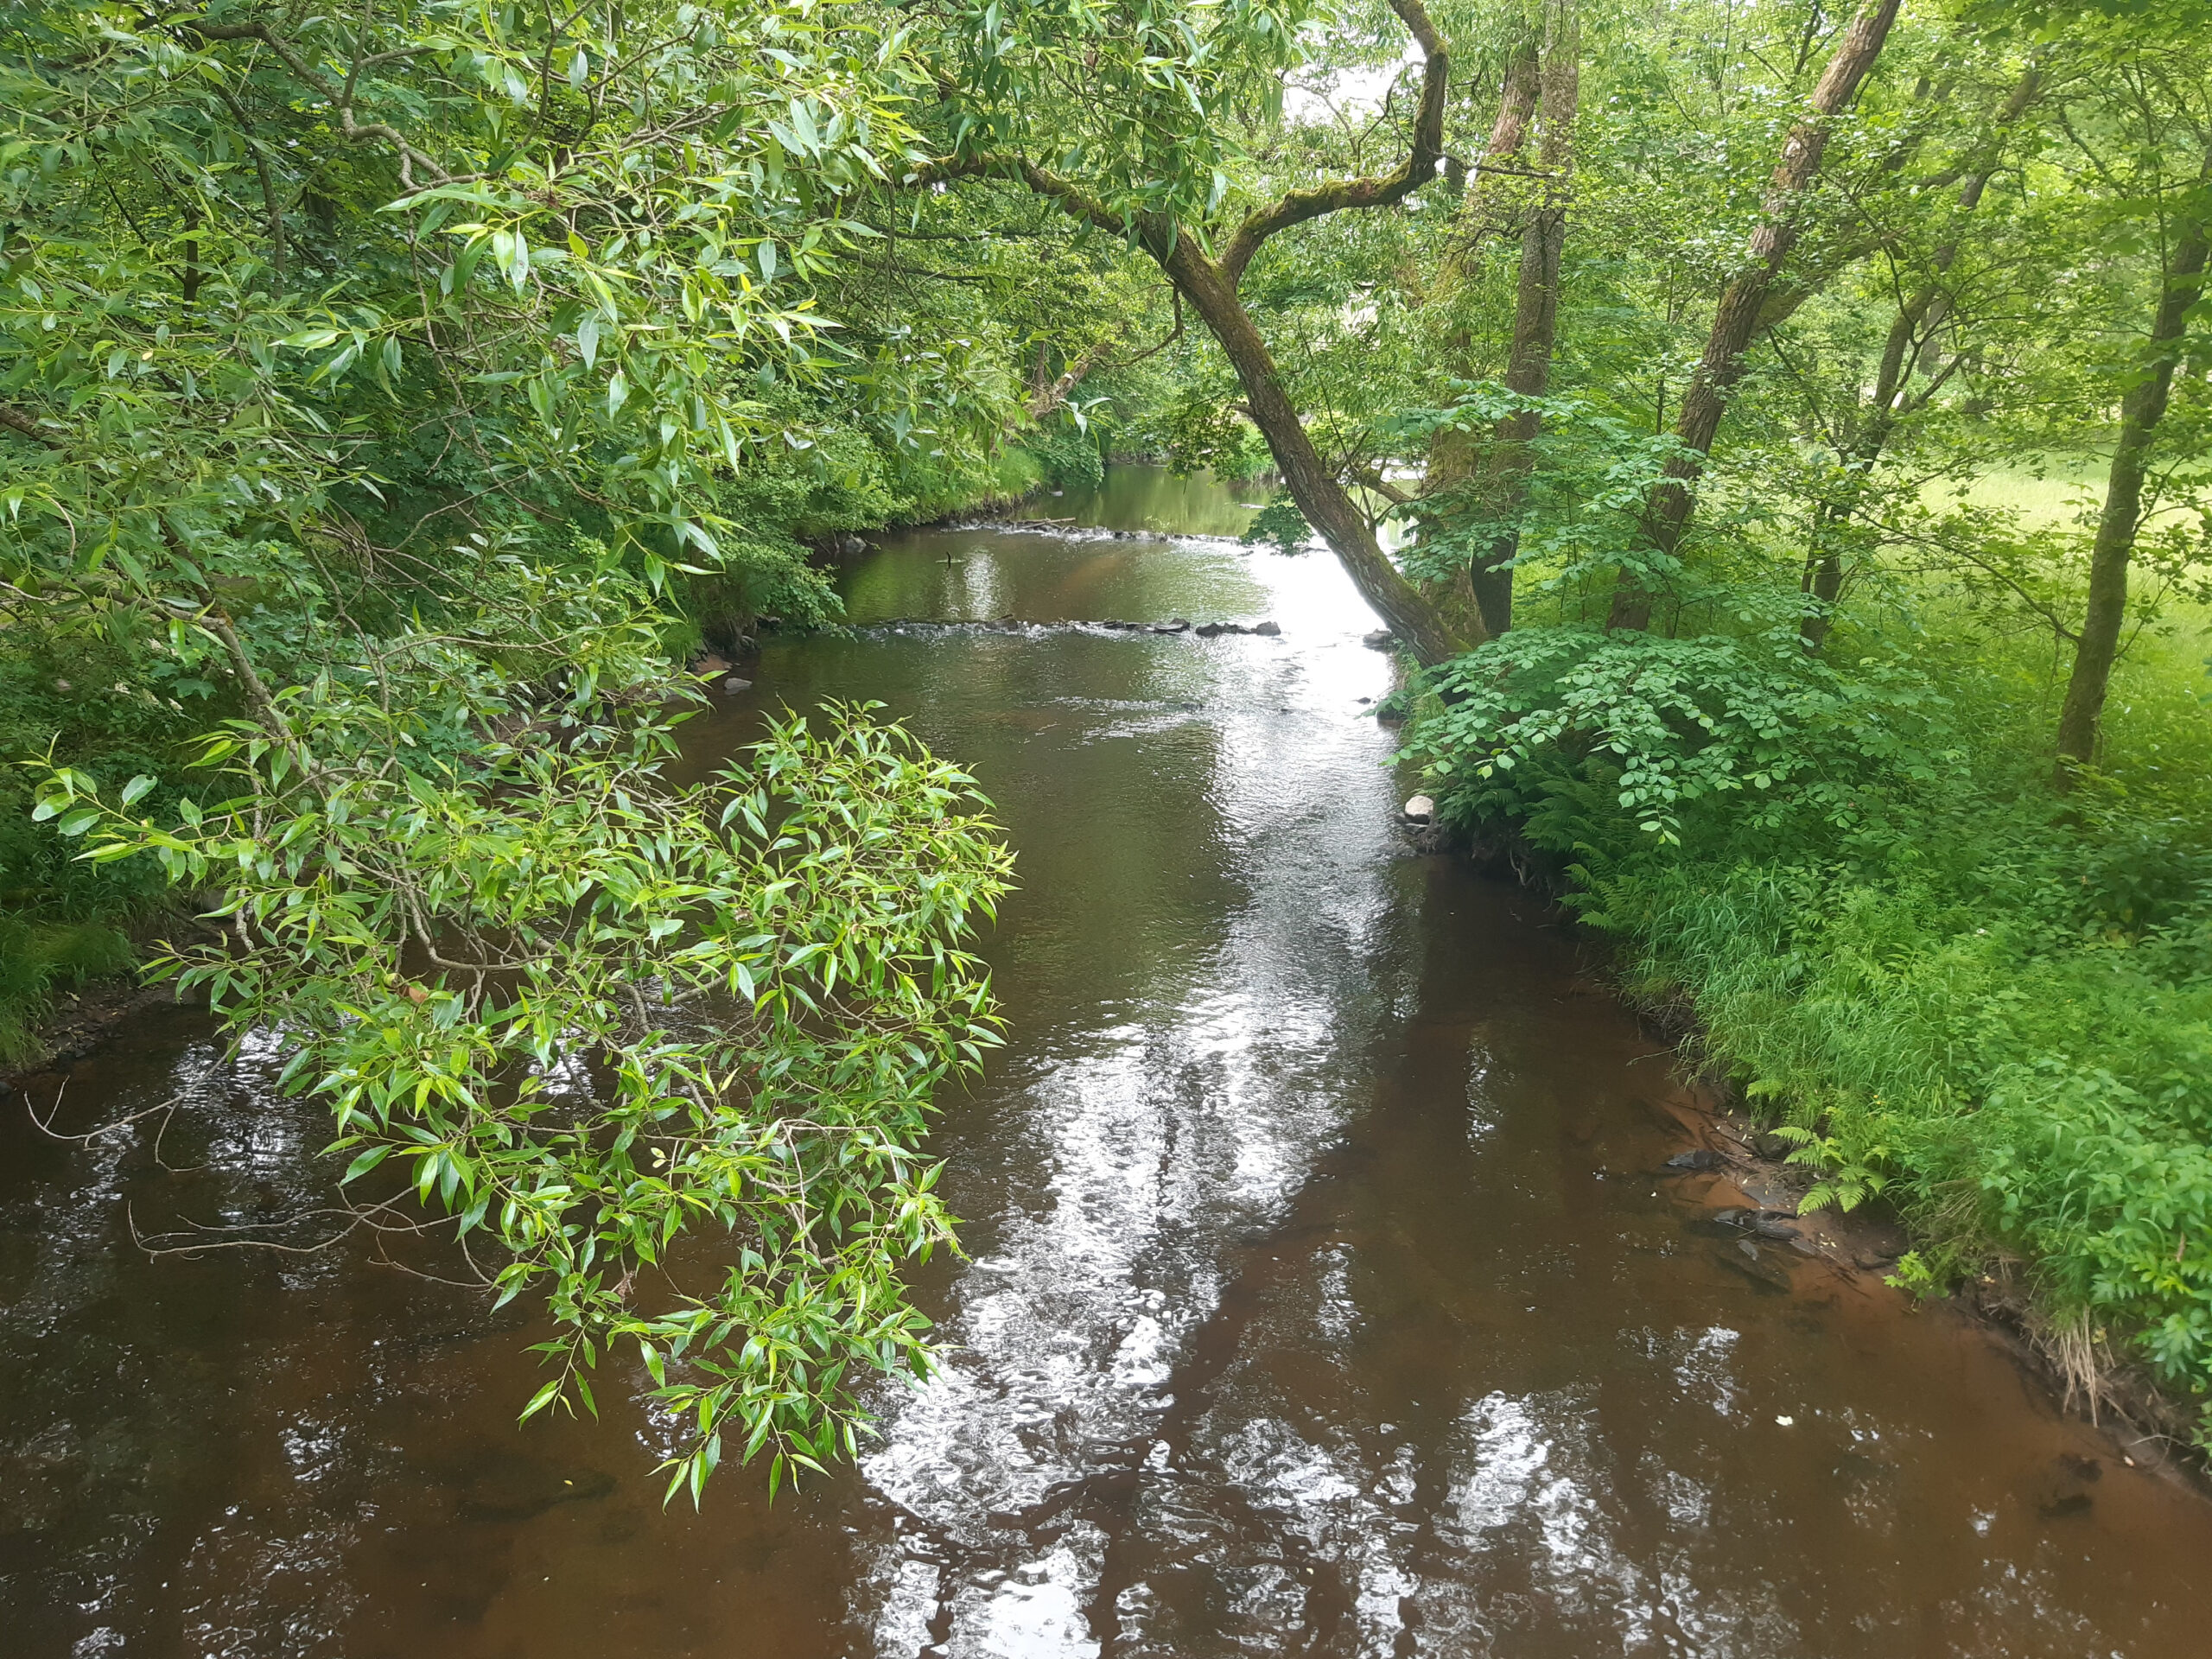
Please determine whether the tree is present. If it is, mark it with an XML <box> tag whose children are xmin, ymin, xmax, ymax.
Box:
<box><xmin>1607</xmin><ymin>0</ymin><xmax>1904</xmax><ymax>631</ymax></box>
<box><xmin>913</xmin><ymin>0</ymin><xmax>1491</xmax><ymax>661</ymax></box>
<box><xmin>3</xmin><ymin>0</ymin><xmax>1020</xmax><ymax>1498</ymax></box>
<box><xmin>1420</xmin><ymin>28</ymin><xmax>1541</xmax><ymax>636</ymax></box>
<box><xmin>1791</xmin><ymin>60</ymin><xmax>2046</xmax><ymax>649</ymax></box>
<box><xmin>1453</xmin><ymin>0</ymin><xmax>1579</xmax><ymax>636</ymax></box>
<box><xmin>2051</xmin><ymin>74</ymin><xmax>2212</xmax><ymax>774</ymax></box>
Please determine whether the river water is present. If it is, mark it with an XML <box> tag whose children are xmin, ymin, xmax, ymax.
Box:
<box><xmin>7</xmin><ymin>467</ymin><xmax>2212</xmax><ymax>1657</ymax></box>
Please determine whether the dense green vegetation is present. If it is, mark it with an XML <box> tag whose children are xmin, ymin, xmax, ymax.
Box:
<box><xmin>1377</xmin><ymin>1</ymin><xmax>2212</xmax><ymax>1431</ymax></box>
<box><xmin>5</xmin><ymin>0</ymin><xmax>2211</xmax><ymax>1487</ymax></box>
<box><xmin>0</xmin><ymin>0</ymin><xmax>1090</xmax><ymax>1497</ymax></box>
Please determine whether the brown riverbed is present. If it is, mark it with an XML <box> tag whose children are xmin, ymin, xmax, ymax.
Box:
<box><xmin>6</xmin><ymin>467</ymin><xmax>2212</xmax><ymax>1657</ymax></box>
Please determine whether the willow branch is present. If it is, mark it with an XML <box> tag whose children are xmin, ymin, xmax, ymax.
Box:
<box><xmin>904</xmin><ymin>154</ymin><xmax>1128</xmax><ymax>238</ymax></box>
<box><xmin>0</xmin><ymin>404</ymin><xmax>57</xmax><ymax>447</ymax></box>
<box><xmin>1350</xmin><ymin>464</ymin><xmax>1412</xmax><ymax>506</ymax></box>
<box><xmin>213</xmin><ymin>84</ymin><xmax>287</xmax><ymax>281</ymax></box>
<box><xmin>180</xmin><ymin>15</ymin><xmax>452</xmax><ymax>187</ymax></box>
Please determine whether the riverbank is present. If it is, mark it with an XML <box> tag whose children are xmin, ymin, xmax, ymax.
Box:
<box><xmin>1446</xmin><ymin>810</ymin><xmax>2200</xmax><ymax>1473</ymax></box>
<box><xmin>16</xmin><ymin>468</ymin><xmax>2212</xmax><ymax>1654</ymax></box>
<box><xmin>1635</xmin><ymin>983</ymin><xmax>2212</xmax><ymax>1485</ymax></box>
<box><xmin>0</xmin><ymin>974</ymin><xmax>188</xmax><ymax>1090</ymax></box>
<box><xmin>1414</xmin><ymin>607</ymin><xmax>2212</xmax><ymax>1475</ymax></box>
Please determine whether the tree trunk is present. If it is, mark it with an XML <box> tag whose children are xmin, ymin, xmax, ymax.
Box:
<box><xmin>2052</xmin><ymin>191</ymin><xmax>2212</xmax><ymax>779</ymax></box>
<box><xmin>974</xmin><ymin>0</ymin><xmax>1483</xmax><ymax>659</ymax></box>
<box><xmin>1800</xmin><ymin>65</ymin><xmax>2042</xmax><ymax>649</ymax></box>
<box><xmin>1421</xmin><ymin>42</ymin><xmax>1541</xmax><ymax>525</ymax></box>
<box><xmin>1159</xmin><ymin>235</ymin><xmax>1488</xmax><ymax>662</ymax></box>
<box><xmin>1608</xmin><ymin>0</ymin><xmax>1902</xmax><ymax>632</ymax></box>
<box><xmin>1470</xmin><ymin>2</ymin><xmax>1579</xmax><ymax>636</ymax></box>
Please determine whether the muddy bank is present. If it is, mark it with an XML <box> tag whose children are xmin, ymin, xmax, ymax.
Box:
<box><xmin>1647</xmin><ymin>1060</ymin><xmax>2208</xmax><ymax>1488</ymax></box>
<box><xmin>2</xmin><ymin>978</ymin><xmax>175</xmax><ymax>1087</ymax></box>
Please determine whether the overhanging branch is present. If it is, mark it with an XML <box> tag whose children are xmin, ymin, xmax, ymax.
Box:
<box><xmin>179</xmin><ymin>13</ymin><xmax>452</xmax><ymax>188</ymax></box>
<box><xmin>1220</xmin><ymin>0</ymin><xmax>1450</xmax><ymax>287</ymax></box>
<box><xmin>903</xmin><ymin>154</ymin><xmax>1128</xmax><ymax>239</ymax></box>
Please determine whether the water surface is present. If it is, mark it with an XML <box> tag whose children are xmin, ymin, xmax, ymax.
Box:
<box><xmin>6</xmin><ymin>467</ymin><xmax>2212</xmax><ymax>1656</ymax></box>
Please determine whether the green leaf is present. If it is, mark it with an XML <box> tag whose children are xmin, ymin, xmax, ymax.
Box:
<box><xmin>518</xmin><ymin>1378</ymin><xmax>565</xmax><ymax>1423</ymax></box>
<box><xmin>341</xmin><ymin>1144</ymin><xmax>393</xmax><ymax>1183</ymax></box>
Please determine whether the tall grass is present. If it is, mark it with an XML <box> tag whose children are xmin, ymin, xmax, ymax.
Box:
<box><xmin>0</xmin><ymin>918</ymin><xmax>135</xmax><ymax>1063</ymax></box>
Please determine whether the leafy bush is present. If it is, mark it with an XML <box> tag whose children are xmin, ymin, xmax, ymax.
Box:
<box><xmin>37</xmin><ymin>562</ymin><xmax>1014</xmax><ymax>1502</ymax></box>
<box><xmin>1406</xmin><ymin>626</ymin><xmax>1959</xmax><ymax>848</ymax></box>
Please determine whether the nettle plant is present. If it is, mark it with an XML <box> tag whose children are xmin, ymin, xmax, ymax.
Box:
<box><xmin>36</xmin><ymin>572</ymin><xmax>1013</xmax><ymax>1501</ymax></box>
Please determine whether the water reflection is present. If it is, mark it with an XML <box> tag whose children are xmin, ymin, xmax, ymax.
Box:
<box><xmin>4</xmin><ymin>467</ymin><xmax>2212</xmax><ymax>1657</ymax></box>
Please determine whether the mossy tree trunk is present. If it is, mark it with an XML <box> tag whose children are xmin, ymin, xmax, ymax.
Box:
<box><xmin>1469</xmin><ymin>3</ymin><xmax>1579</xmax><ymax>637</ymax></box>
<box><xmin>2052</xmin><ymin>178</ymin><xmax>2212</xmax><ymax>780</ymax></box>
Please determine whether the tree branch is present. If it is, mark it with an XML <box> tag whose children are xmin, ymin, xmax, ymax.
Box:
<box><xmin>903</xmin><ymin>155</ymin><xmax>1127</xmax><ymax>238</ymax></box>
<box><xmin>1220</xmin><ymin>0</ymin><xmax>1449</xmax><ymax>287</ymax></box>
<box><xmin>181</xmin><ymin>15</ymin><xmax>451</xmax><ymax>188</ymax></box>
<box><xmin>1350</xmin><ymin>464</ymin><xmax>1412</xmax><ymax>506</ymax></box>
<box><xmin>212</xmin><ymin>84</ymin><xmax>287</xmax><ymax>281</ymax></box>
<box><xmin>0</xmin><ymin>404</ymin><xmax>58</xmax><ymax>447</ymax></box>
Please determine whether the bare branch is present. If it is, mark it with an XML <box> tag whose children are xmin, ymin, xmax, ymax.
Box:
<box><xmin>905</xmin><ymin>154</ymin><xmax>1128</xmax><ymax>238</ymax></box>
<box><xmin>0</xmin><ymin>403</ymin><xmax>58</xmax><ymax>446</ymax></box>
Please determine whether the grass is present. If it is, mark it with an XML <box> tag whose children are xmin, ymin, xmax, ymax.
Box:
<box><xmin>1603</xmin><ymin>627</ymin><xmax>2212</xmax><ymax>1426</ymax></box>
<box><xmin>1921</xmin><ymin>455</ymin><xmax>2113</xmax><ymax>532</ymax></box>
<box><xmin>0</xmin><ymin>918</ymin><xmax>135</xmax><ymax>1064</ymax></box>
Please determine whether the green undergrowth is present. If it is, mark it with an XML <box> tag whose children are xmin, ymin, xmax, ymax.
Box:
<box><xmin>0</xmin><ymin>919</ymin><xmax>135</xmax><ymax>1063</ymax></box>
<box><xmin>0</xmin><ymin>624</ymin><xmax>192</xmax><ymax>1060</ymax></box>
<box><xmin>1409</xmin><ymin>614</ymin><xmax>2212</xmax><ymax>1437</ymax></box>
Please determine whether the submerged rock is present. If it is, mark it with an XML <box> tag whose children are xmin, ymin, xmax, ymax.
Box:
<box><xmin>722</xmin><ymin>677</ymin><xmax>753</xmax><ymax>694</ymax></box>
<box><xmin>1664</xmin><ymin>1147</ymin><xmax>1725</xmax><ymax>1173</ymax></box>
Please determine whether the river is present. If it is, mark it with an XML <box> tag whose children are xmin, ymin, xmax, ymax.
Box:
<box><xmin>6</xmin><ymin>466</ymin><xmax>2212</xmax><ymax>1656</ymax></box>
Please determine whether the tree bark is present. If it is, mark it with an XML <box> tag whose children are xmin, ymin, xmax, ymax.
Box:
<box><xmin>929</xmin><ymin>0</ymin><xmax>1487</xmax><ymax>660</ymax></box>
<box><xmin>1158</xmin><ymin>234</ymin><xmax>1487</xmax><ymax>662</ymax></box>
<box><xmin>1421</xmin><ymin>41</ymin><xmax>1541</xmax><ymax>580</ymax></box>
<box><xmin>2052</xmin><ymin>182</ymin><xmax>2212</xmax><ymax>779</ymax></box>
<box><xmin>1608</xmin><ymin>0</ymin><xmax>1902</xmax><ymax>631</ymax></box>
<box><xmin>1470</xmin><ymin>2</ymin><xmax>1578</xmax><ymax>635</ymax></box>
